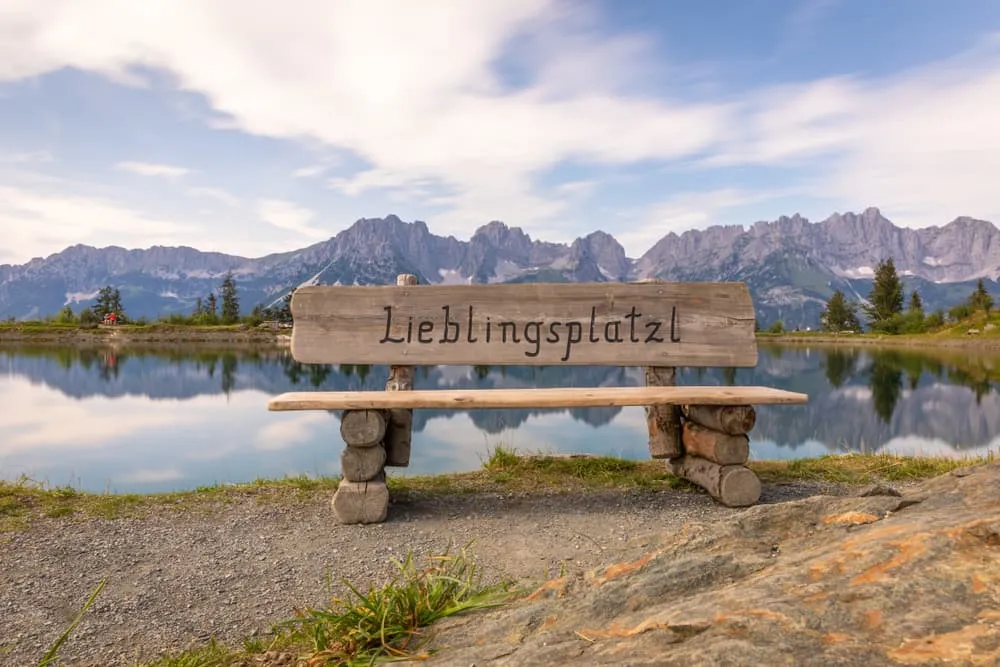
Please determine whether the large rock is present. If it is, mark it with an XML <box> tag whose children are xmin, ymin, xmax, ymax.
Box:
<box><xmin>412</xmin><ymin>462</ymin><xmax>1000</xmax><ymax>666</ymax></box>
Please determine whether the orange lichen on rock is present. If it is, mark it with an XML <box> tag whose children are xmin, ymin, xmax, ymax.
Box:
<box><xmin>887</xmin><ymin>622</ymin><xmax>999</xmax><ymax>665</ymax></box>
<box><xmin>850</xmin><ymin>533</ymin><xmax>932</xmax><ymax>585</ymax></box>
<box><xmin>822</xmin><ymin>511</ymin><xmax>880</xmax><ymax>525</ymax></box>
<box><xmin>807</xmin><ymin>552</ymin><xmax>850</xmax><ymax>582</ymax></box>
<box><xmin>525</xmin><ymin>577</ymin><xmax>569</xmax><ymax>601</ymax></box>
<box><xmin>575</xmin><ymin>620</ymin><xmax>669</xmax><ymax>641</ymax></box>
<box><xmin>539</xmin><ymin>614</ymin><xmax>560</xmax><ymax>631</ymax></box>
<box><xmin>864</xmin><ymin>608</ymin><xmax>883</xmax><ymax>631</ymax></box>
<box><xmin>821</xmin><ymin>633</ymin><xmax>852</xmax><ymax>646</ymax></box>
<box><xmin>590</xmin><ymin>550</ymin><xmax>658</xmax><ymax>586</ymax></box>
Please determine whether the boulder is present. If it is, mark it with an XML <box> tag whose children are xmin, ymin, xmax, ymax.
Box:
<box><xmin>410</xmin><ymin>462</ymin><xmax>1000</xmax><ymax>666</ymax></box>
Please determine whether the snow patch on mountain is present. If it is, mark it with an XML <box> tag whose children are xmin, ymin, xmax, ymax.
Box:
<box><xmin>64</xmin><ymin>290</ymin><xmax>100</xmax><ymax>305</ymax></box>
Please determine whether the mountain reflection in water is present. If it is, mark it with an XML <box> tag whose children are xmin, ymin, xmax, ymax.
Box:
<box><xmin>1</xmin><ymin>343</ymin><xmax>997</xmax><ymax>492</ymax></box>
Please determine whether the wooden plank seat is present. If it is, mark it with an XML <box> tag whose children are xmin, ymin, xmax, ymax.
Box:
<box><xmin>265</xmin><ymin>275</ymin><xmax>808</xmax><ymax>524</ymax></box>
<box><xmin>268</xmin><ymin>386</ymin><xmax>808</xmax><ymax>411</ymax></box>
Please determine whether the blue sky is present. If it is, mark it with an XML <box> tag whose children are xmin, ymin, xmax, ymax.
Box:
<box><xmin>1</xmin><ymin>0</ymin><xmax>999</xmax><ymax>264</ymax></box>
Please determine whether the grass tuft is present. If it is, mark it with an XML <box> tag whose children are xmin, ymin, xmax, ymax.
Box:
<box><xmin>751</xmin><ymin>451</ymin><xmax>995</xmax><ymax>484</ymax></box>
<box><xmin>482</xmin><ymin>443</ymin><xmax>520</xmax><ymax>471</ymax></box>
<box><xmin>38</xmin><ymin>578</ymin><xmax>106</xmax><ymax>666</ymax></box>
<box><xmin>273</xmin><ymin>542</ymin><xmax>512</xmax><ymax>665</ymax></box>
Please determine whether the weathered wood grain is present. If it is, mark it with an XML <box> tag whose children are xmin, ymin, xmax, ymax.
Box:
<box><xmin>340</xmin><ymin>444</ymin><xmax>387</xmax><ymax>482</ymax></box>
<box><xmin>289</xmin><ymin>282</ymin><xmax>757</xmax><ymax>367</ymax></box>
<box><xmin>384</xmin><ymin>273</ymin><xmax>417</xmax><ymax>467</ymax></box>
<box><xmin>645</xmin><ymin>366</ymin><xmax>682</xmax><ymax>459</ymax></box>
<box><xmin>682</xmin><ymin>404</ymin><xmax>757</xmax><ymax>435</ymax></box>
<box><xmin>667</xmin><ymin>455</ymin><xmax>761</xmax><ymax>507</ymax></box>
<box><xmin>331</xmin><ymin>473</ymin><xmax>389</xmax><ymax>524</ymax></box>
<box><xmin>339</xmin><ymin>409</ymin><xmax>387</xmax><ymax>448</ymax></box>
<box><xmin>681</xmin><ymin>422</ymin><xmax>750</xmax><ymax>465</ymax></box>
<box><xmin>268</xmin><ymin>386</ymin><xmax>809</xmax><ymax>411</ymax></box>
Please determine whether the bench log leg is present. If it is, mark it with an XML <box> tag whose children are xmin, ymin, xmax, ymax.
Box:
<box><xmin>667</xmin><ymin>455</ymin><xmax>761</xmax><ymax>507</ymax></box>
<box><xmin>333</xmin><ymin>409</ymin><xmax>391</xmax><ymax>523</ymax></box>
<box><xmin>332</xmin><ymin>472</ymin><xmax>390</xmax><ymax>524</ymax></box>
<box><xmin>669</xmin><ymin>403</ymin><xmax>761</xmax><ymax>507</ymax></box>
<box><xmin>645</xmin><ymin>366</ymin><xmax>682</xmax><ymax>459</ymax></box>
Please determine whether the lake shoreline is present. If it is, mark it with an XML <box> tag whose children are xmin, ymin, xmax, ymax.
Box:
<box><xmin>4</xmin><ymin>323</ymin><xmax>1000</xmax><ymax>351</ymax></box>
<box><xmin>760</xmin><ymin>332</ymin><xmax>1000</xmax><ymax>351</ymax></box>
<box><xmin>0</xmin><ymin>324</ymin><xmax>290</xmax><ymax>348</ymax></box>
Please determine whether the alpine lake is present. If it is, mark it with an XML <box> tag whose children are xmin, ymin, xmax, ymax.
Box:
<box><xmin>1</xmin><ymin>342</ymin><xmax>998</xmax><ymax>494</ymax></box>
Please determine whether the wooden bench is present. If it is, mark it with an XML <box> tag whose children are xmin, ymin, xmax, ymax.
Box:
<box><xmin>268</xmin><ymin>274</ymin><xmax>808</xmax><ymax>523</ymax></box>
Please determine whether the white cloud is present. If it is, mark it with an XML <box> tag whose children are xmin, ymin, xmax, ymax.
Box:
<box><xmin>292</xmin><ymin>165</ymin><xmax>327</xmax><ymax>179</ymax></box>
<box><xmin>255</xmin><ymin>413</ymin><xmax>330</xmax><ymax>451</ymax></box>
<box><xmin>188</xmin><ymin>186</ymin><xmax>239</xmax><ymax>206</ymax></box>
<box><xmin>256</xmin><ymin>198</ymin><xmax>328</xmax><ymax>239</ymax></box>
<box><xmin>0</xmin><ymin>1</ymin><xmax>998</xmax><ymax>252</ymax></box>
<box><xmin>115</xmin><ymin>161</ymin><xmax>190</xmax><ymax>178</ymax></box>
<box><xmin>0</xmin><ymin>150</ymin><xmax>53</xmax><ymax>164</ymax></box>
<box><xmin>116</xmin><ymin>467</ymin><xmax>185</xmax><ymax>484</ymax></box>
<box><xmin>0</xmin><ymin>185</ymin><xmax>200</xmax><ymax>259</ymax></box>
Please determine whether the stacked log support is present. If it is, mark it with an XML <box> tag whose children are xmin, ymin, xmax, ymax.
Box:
<box><xmin>332</xmin><ymin>273</ymin><xmax>418</xmax><ymax>524</ymax></box>
<box><xmin>332</xmin><ymin>409</ymin><xmax>390</xmax><ymax>523</ymax></box>
<box><xmin>667</xmin><ymin>404</ymin><xmax>761</xmax><ymax>507</ymax></box>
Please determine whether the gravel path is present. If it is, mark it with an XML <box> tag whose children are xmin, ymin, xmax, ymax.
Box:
<box><xmin>1</xmin><ymin>481</ymin><xmax>841</xmax><ymax>666</ymax></box>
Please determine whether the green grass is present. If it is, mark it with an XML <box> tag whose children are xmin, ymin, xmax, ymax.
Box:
<box><xmin>0</xmin><ymin>473</ymin><xmax>343</xmax><ymax>532</ymax></box>
<box><xmin>137</xmin><ymin>544</ymin><xmax>512</xmax><ymax>666</ymax></box>
<box><xmin>38</xmin><ymin>578</ymin><xmax>107</xmax><ymax>667</ymax></box>
<box><xmin>3</xmin><ymin>452</ymin><xmax>995</xmax><ymax>533</ymax></box>
<box><xmin>752</xmin><ymin>451</ymin><xmax>994</xmax><ymax>484</ymax></box>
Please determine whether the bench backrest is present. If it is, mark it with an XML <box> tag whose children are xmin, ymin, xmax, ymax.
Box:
<box><xmin>289</xmin><ymin>281</ymin><xmax>757</xmax><ymax>367</ymax></box>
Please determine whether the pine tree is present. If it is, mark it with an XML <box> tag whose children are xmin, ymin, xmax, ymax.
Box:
<box><xmin>821</xmin><ymin>290</ymin><xmax>861</xmax><ymax>332</ymax></box>
<box><xmin>971</xmin><ymin>279</ymin><xmax>994</xmax><ymax>315</ymax></box>
<box><xmin>206</xmin><ymin>293</ymin><xmax>218</xmax><ymax>321</ymax></box>
<box><xmin>93</xmin><ymin>286</ymin><xmax>115</xmax><ymax>317</ymax></box>
<box><xmin>278</xmin><ymin>288</ymin><xmax>296</xmax><ymax>323</ymax></box>
<box><xmin>863</xmin><ymin>258</ymin><xmax>904</xmax><ymax>330</ymax></box>
<box><xmin>220</xmin><ymin>272</ymin><xmax>240</xmax><ymax>324</ymax></box>
<box><xmin>92</xmin><ymin>285</ymin><xmax>125</xmax><ymax>320</ymax></box>
<box><xmin>908</xmin><ymin>290</ymin><xmax>923</xmax><ymax>313</ymax></box>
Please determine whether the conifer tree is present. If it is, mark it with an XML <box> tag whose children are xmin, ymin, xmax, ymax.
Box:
<box><xmin>863</xmin><ymin>258</ymin><xmax>904</xmax><ymax>330</ymax></box>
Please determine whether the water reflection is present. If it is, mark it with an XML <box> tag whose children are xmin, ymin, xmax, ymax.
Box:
<box><xmin>1</xmin><ymin>344</ymin><xmax>998</xmax><ymax>493</ymax></box>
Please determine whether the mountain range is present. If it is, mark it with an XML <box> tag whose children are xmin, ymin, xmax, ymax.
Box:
<box><xmin>2</xmin><ymin>206</ymin><xmax>999</xmax><ymax>328</ymax></box>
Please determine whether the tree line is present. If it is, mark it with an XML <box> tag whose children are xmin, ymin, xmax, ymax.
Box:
<box><xmin>36</xmin><ymin>272</ymin><xmax>296</xmax><ymax>327</ymax></box>
<box><xmin>818</xmin><ymin>257</ymin><xmax>994</xmax><ymax>335</ymax></box>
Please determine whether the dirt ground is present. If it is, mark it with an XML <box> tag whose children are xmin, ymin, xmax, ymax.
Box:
<box><xmin>0</xmin><ymin>480</ymin><xmax>845</xmax><ymax>666</ymax></box>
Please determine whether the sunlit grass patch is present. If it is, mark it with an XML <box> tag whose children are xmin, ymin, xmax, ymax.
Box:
<box><xmin>274</xmin><ymin>543</ymin><xmax>513</xmax><ymax>665</ymax></box>
<box><xmin>750</xmin><ymin>451</ymin><xmax>994</xmax><ymax>484</ymax></box>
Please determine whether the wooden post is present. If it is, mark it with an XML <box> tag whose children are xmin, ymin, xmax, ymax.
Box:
<box><xmin>682</xmin><ymin>404</ymin><xmax>756</xmax><ymax>435</ymax></box>
<box><xmin>667</xmin><ymin>455</ymin><xmax>761</xmax><ymax>507</ymax></box>
<box><xmin>384</xmin><ymin>273</ymin><xmax>418</xmax><ymax>467</ymax></box>
<box><xmin>645</xmin><ymin>366</ymin><xmax>682</xmax><ymax>459</ymax></box>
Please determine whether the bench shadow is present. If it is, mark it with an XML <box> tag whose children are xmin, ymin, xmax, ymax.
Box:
<box><xmin>380</xmin><ymin>480</ymin><xmax>843</xmax><ymax>524</ymax></box>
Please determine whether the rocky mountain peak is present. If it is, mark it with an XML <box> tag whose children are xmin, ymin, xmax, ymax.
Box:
<box><xmin>1</xmin><ymin>209</ymin><xmax>998</xmax><ymax>328</ymax></box>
